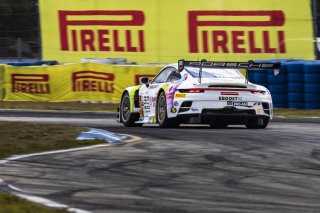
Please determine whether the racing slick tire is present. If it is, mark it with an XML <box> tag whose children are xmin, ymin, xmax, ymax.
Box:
<box><xmin>246</xmin><ymin>117</ymin><xmax>269</xmax><ymax>129</ymax></box>
<box><xmin>156</xmin><ymin>91</ymin><xmax>180</xmax><ymax>128</ymax></box>
<box><xmin>120</xmin><ymin>92</ymin><xmax>143</xmax><ymax>127</ymax></box>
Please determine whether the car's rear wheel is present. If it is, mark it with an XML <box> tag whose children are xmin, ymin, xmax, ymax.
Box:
<box><xmin>120</xmin><ymin>92</ymin><xmax>143</xmax><ymax>127</ymax></box>
<box><xmin>246</xmin><ymin>117</ymin><xmax>269</xmax><ymax>129</ymax></box>
<box><xmin>157</xmin><ymin>91</ymin><xmax>179</xmax><ymax>128</ymax></box>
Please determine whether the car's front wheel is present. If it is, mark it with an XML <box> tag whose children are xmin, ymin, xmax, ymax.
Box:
<box><xmin>120</xmin><ymin>92</ymin><xmax>143</xmax><ymax>127</ymax></box>
<box><xmin>156</xmin><ymin>91</ymin><xmax>179</xmax><ymax>128</ymax></box>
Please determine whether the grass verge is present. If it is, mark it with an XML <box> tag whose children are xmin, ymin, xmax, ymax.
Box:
<box><xmin>0</xmin><ymin>192</ymin><xmax>67</xmax><ymax>213</ymax></box>
<box><xmin>0</xmin><ymin>121</ymin><xmax>105</xmax><ymax>212</ymax></box>
<box><xmin>274</xmin><ymin>108</ymin><xmax>320</xmax><ymax>118</ymax></box>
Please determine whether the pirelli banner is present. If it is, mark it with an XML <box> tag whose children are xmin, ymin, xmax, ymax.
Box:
<box><xmin>39</xmin><ymin>0</ymin><xmax>315</xmax><ymax>63</ymax></box>
<box><xmin>3</xmin><ymin>63</ymin><xmax>161</xmax><ymax>102</ymax></box>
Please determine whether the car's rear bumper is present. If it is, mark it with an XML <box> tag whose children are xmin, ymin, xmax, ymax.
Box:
<box><xmin>177</xmin><ymin>107</ymin><xmax>269</xmax><ymax>124</ymax></box>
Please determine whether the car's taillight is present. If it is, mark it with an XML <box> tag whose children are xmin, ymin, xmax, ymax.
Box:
<box><xmin>251</xmin><ymin>90</ymin><xmax>266</xmax><ymax>95</ymax></box>
<box><xmin>178</xmin><ymin>89</ymin><xmax>204</xmax><ymax>93</ymax></box>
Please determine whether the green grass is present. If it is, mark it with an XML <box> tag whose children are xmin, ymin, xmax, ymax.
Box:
<box><xmin>274</xmin><ymin>108</ymin><xmax>320</xmax><ymax>118</ymax></box>
<box><xmin>0</xmin><ymin>121</ymin><xmax>105</xmax><ymax>212</ymax></box>
<box><xmin>0</xmin><ymin>121</ymin><xmax>104</xmax><ymax>159</ymax></box>
<box><xmin>0</xmin><ymin>192</ymin><xmax>67</xmax><ymax>213</ymax></box>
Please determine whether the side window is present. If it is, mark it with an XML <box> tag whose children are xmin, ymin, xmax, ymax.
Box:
<box><xmin>167</xmin><ymin>69</ymin><xmax>182</xmax><ymax>82</ymax></box>
<box><xmin>152</xmin><ymin>68</ymin><xmax>172</xmax><ymax>84</ymax></box>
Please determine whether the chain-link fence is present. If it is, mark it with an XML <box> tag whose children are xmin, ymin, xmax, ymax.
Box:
<box><xmin>0</xmin><ymin>38</ymin><xmax>40</xmax><ymax>60</ymax></box>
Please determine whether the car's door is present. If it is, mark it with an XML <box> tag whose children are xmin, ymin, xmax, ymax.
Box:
<box><xmin>139</xmin><ymin>67</ymin><xmax>173</xmax><ymax>119</ymax></box>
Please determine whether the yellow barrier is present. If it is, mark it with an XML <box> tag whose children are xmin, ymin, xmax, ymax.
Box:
<box><xmin>3</xmin><ymin>63</ymin><xmax>162</xmax><ymax>102</ymax></box>
<box><xmin>39</xmin><ymin>0</ymin><xmax>315</xmax><ymax>63</ymax></box>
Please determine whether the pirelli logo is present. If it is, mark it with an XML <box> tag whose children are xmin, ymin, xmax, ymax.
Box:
<box><xmin>11</xmin><ymin>74</ymin><xmax>50</xmax><ymax>94</ymax></box>
<box><xmin>188</xmin><ymin>10</ymin><xmax>286</xmax><ymax>54</ymax></box>
<box><xmin>72</xmin><ymin>71</ymin><xmax>115</xmax><ymax>93</ymax></box>
<box><xmin>59</xmin><ymin>10</ymin><xmax>145</xmax><ymax>52</ymax></box>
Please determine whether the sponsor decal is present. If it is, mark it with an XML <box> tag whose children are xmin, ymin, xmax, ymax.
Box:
<box><xmin>174</xmin><ymin>101</ymin><xmax>179</xmax><ymax>106</ymax></box>
<box><xmin>59</xmin><ymin>10</ymin><xmax>145</xmax><ymax>52</ymax></box>
<box><xmin>188</xmin><ymin>10</ymin><xmax>286</xmax><ymax>54</ymax></box>
<box><xmin>191</xmin><ymin>108</ymin><xmax>199</xmax><ymax>112</ymax></box>
<box><xmin>175</xmin><ymin>93</ymin><xmax>186</xmax><ymax>98</ymax></box>
<box><xmin>72</xmin><ymin>71</ymin><xmax>115</xmax><ymax>93</ymax></box>
<box><xmin>171</xmin><ymin>107</ymin><xmax>177</xmax><ymax>113</ymax></box>
<box><xmin>219</xmin><ymin>96</ymin><xmax>242</xmax><ymax>101</ymax></box>
<box><xmin>11</xmin><ymin>74</ymin><xmax>50</xmax><ymax>94</ymax></box>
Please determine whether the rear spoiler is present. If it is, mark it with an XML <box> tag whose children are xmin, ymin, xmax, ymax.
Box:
<box><xmin>178</xmin><ymin>59</ymin><xmax>281</xmax><ymax>83</ymax></box>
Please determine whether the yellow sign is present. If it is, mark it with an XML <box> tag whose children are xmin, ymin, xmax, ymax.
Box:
<box><xmin>3</xmin><ymin>63</ymin><xmax>162</xmax><ymax>102</ymax></box>
<box><xmin>39</xmin><ymin>0</ymin><xmax>315</xmax><ymax>63</ymax></box>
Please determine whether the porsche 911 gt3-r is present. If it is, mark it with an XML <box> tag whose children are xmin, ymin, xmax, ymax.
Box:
<box><xmin>118</xmin><ymin>59</ymin><xmax>280</xmax><ymax>128</ymax></box>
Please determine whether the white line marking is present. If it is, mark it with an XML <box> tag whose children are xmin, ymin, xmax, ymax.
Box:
<box><xmin>0</xmin><ymin>144</ymin><xmax>112</xmax><ymax>213</ymax></box>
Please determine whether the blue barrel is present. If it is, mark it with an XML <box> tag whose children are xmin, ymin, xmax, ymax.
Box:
<box><xmin>288</xmin><ymin>83</ymin><xmax>304</xmax><ymax>93</ymax></box>
<box><xmin>304</xmin><ymin>84</ymin><xmax>320</xmax><ymax>93</ymax></box>
<box><xmin>304</xmin><ymin>74</ymin><xmax>320</xmax><ymax>84</ymax></box>
<box><xmin>287</xmin><ymin>62</ymin><xmax>304</xmax><ymax>84</ymax></box>
<box><xmin>304</xmin><ymin>103</ymin><xmax>320</xmax><ymax>109</ymax></box>
<box><xmin>288</xmin><ymin>103</ymin><xmax>304</xmax><ymax>109</ymax></box>
<box><xmin>304</xmin><ymin>94</ymin><xmax>320</xmax><ymax>103</ymax></box>
<box><xmin>249</xmin><ymin>72</ymin><xmax>268</xmax><ymax>84</ymax></box>
<box><xmin>304</xmin><ymin>62</ymin><xmax>320</xmax><ymax>74</ymax></box>
<box><xmin>272</xmin><ymin>94</ymin><xmax>287</xmax><ymax>104</ymax></box>
<box><xmin>268</xmin><ymin>74</ymin><xmax>287</xmax><ymax>84</ymax></box>
<box><xmin>273</xmin><ymin>103</ymin><xmax>288</xmax><ymax>108</ymax></box>
<box><xmin>269</xmin><ymin>84</ymin><xmax>287</xmax><ymax>94</ymax></box>
<box><xmin>288</xmin><ymin>93</ymin><xmax>304</xmax><ymax>102</ymax></box>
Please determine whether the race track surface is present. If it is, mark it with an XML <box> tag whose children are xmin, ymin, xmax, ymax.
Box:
<box><xmin>1</xmin><ymin>112</ymin><xmax>320</xmax><ymax>213</ymax></box>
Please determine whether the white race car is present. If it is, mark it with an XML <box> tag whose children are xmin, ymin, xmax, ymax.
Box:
<box><xmin>118</xmin><ymin>60</ymin><xmax>280</xmax><ymax>128</ymax></box>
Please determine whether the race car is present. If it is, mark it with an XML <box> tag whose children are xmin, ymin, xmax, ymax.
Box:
<box><xmin>118</xmin><ymin>59</ymin><xmax>281</xmax><ymax>128</ymax></box>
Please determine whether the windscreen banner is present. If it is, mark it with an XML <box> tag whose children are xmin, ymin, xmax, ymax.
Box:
<box><xmin>3</xmin><ymin>63</ymin><xmax>161</xmax><ymax>102</ymax></box>
<box><xmin>39</xmin><ymin>0</ymin><xmax>315</xmax><ymax>63</ymax></box>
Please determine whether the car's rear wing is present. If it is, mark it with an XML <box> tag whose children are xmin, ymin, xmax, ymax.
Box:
<box><xmin>178</xmin><ymin>59</ymin><xmax>281</xmax><ymax>83</ymax></box>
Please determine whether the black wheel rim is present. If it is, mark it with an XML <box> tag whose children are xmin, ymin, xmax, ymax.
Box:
<box><xmin>121</xmin><ymin>96</ymin><xmax>130</xmax><ymax>122</ymax></box>
<box><xmin>158</xmin><ymin>93</ymin><xmax>166</xmax><ymax>123</ymax></box>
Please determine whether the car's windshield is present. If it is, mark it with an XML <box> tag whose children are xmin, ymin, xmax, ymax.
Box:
<box><xmin>185</xmin><ymin>68</ymin><xmax>245</xmax><ymax>79</ymax></box>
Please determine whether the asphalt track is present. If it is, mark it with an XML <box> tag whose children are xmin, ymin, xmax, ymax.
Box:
<box><xmin>1</xmin><ymin>110</ymin><xmax>320</xmax><ymax>213</ymax></box>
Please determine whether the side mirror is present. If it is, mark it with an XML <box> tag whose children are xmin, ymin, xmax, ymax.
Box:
<box><xmin>140</xmin><ymin>77</ymin><xmax>149</xmax><ymax>85</ymax></box>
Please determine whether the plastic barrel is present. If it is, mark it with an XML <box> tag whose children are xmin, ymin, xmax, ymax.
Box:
<box><xmin>304</xmin><ymin>103</ymin><xmax>320</xmax><ymax>109</ymax></box>
<box><xmin>249</xmin><ymin>72</ymin><xmax>268</xmax><ymax>84</ymax></box>
<box><xmin>268</xmin><ymin>74</ymin><xmax>287</xmax><ymax>84</ymax></box>
<box><xmin>272</xmin><ymin>94</ymin><xmax>287</xmax><ymax>104</ymax></box>
<box><xmin>288</xmin><ymin>103</ymin><xmax>305</xmax><ymax>109</ymax></box>
<box><xmin>287</xmin><ymin>62</ymin><xmax>304</xmax><ymax>73</ymax></box>
<box><xmin>288</xmin><ymin>83</ymin><xmax>304</xmax><ymax>93</ymax></box>
<box><xmin>269</xmin><ymin>84</ymin><xmax>287</xmax><ymax>94</ymax></box>
<box><xmin>304</xmin><ymin>94</ymin><xmax>320</xmax><ymax>103</ymax></box>
<box><xmin>304</xmin><ymin>84</ymin><xmax>320</xmax><ymax>93</ymax></box>
<box><xmin>273</xmin><ymin>103</ymin><xmax>288</xmax><ymax>108</ymax></box>
<box><xmin>304</xmin><ymin>74</ymin><xmax>320</xmax><ymax>84</ymax></box>
<box><xmin>304</xmin><ymin>62</ymin><xmax>320</xmax><ymax>74</ymax></box>
<box><xmin>288</xmin><ymin>93</ymin><xmax>304</xmax><ymax>102</ymax></box>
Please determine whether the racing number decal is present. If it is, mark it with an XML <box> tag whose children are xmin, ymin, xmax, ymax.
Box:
<box><xmin>141</xmin><ymin>95</ymin><xmax>151</xmax><ymax>113</ymax></box>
